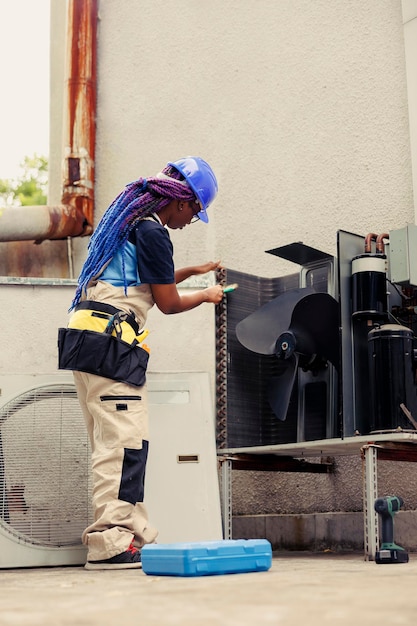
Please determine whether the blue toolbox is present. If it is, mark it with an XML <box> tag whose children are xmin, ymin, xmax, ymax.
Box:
<box><xmin>141</xmin><ymin>539</ymin><xmax>272</xmax><ymax>577</ymax></box>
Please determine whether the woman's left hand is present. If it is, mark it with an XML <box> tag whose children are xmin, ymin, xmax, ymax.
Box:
<box><xmin>174</xmin><ymin>260</ymin><xmax>223</xmax><ymax>285</ymax></box>
<box><xmin>196</xmin><ymin>260</ymin><xmax>222</xmax><ymax>275</ymax></box>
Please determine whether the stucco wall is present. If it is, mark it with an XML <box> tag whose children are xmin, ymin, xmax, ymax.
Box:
<box><xmin>94</xmin><ymin>0</ymin><xmax>413</xmax><ymax>281</ymax></box>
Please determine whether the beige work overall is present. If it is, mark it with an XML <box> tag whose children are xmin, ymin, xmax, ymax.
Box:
<box><xmin>71</xmin><ymin>281</ymin><xmax>158</xmax><ymax>561</ymax></box>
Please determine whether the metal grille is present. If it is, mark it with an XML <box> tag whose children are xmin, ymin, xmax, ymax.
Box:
<box><xmin>215</xmin><ymin>267</ymin><xmax>228</xmax><ymax>448</ymax></box>
<box><xmin>0</xmin><ymin>384</ymin><xmax>92</xmax><ymax>547</ymax></box>
<box><xmin>216</xmin><ymin>268</ymin><xmax>301</xmax><ymax>448</ymax></box>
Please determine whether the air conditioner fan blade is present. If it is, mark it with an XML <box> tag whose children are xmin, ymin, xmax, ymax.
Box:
<box><xmin>268</xmin><ymin>293</ymin><xmax>339</xmax><ymax>421</ymax></box>
<box><xmin>267</xmin><ymin>353</ymin><xmax>299</xmax><ymax>421</ymax></box>
<box><xmin>288</xmin><ymin>292</ymin><xmax>340</xmax><ymax>368</ymax></box>
<box><xmin>235</xmin><ymin>287</ymin><xmax>315</xmax><ymax>355</ymax></box>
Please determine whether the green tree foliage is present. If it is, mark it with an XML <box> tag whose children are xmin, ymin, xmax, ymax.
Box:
<box><xmin>0</xmin><ymin>154</ymin><xmax>48</xmax><ymax>207</ymax></box>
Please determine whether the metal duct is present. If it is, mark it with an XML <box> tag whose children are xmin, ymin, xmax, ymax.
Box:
<box><xmin>0</xmin><ymin>0</ymin><xmax>97</xmax><ymax>243</ymax></box>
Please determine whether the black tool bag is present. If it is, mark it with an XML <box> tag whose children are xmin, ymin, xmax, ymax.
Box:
<box><xmin>58</xmin><ymin>327</ymin><xmax>149</xmax><ymax>387</ymax></box>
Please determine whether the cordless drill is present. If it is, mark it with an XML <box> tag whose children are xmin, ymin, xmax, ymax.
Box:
<box><xmin>374</xmin><ymin>496</ymin><xmax>409</xmax><ymax>564</ymax></box>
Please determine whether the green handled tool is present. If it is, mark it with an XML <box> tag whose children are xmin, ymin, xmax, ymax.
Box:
<box><xmin>374</xmin><ymin>496</ymin><xmax>409</xmax><ymax>564</ymax></box>
<box><xmin>223</xmin><ymin>283</ymin><xmax>239</xmax><ymax>294</ymax></box>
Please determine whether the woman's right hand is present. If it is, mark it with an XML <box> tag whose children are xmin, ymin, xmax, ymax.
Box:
<box><xmin>203</xmin><ymin>284</ymin><xmax>225</xmax><ymax>304</ymax></box>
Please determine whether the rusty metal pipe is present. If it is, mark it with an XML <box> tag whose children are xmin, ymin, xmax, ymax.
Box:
<box><xmin>0</xmin><ymin>0</ymin><xmax>97</xmax><ymax>243</ymax></box>
<box><xmin>0</xmin><ymin>205</ymin><xmax>89</xmax><ymax>243</ymax></box>
<box><xmin>62</xmin><ymin>0</ymin><xmax>97</xmax><ymax>229</ymax></box>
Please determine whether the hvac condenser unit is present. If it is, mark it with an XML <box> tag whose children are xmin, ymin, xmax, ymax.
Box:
<box><xmin>0</xmin><ymin>374</ymin><xmax>91</xmax><ymax>568</ymax></box>
<box><xmin>0</xmin><ymin>371</ymin><xmax>222</xmax><ymax>568</ymax></box>
<box><xmin>216</xmin><ymin>228</ymin><xmax>417</xmax><ymax>448</ymax></box>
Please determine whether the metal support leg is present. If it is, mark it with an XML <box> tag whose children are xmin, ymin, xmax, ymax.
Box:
<box><xmin>363</xmin><ymin>445</ymin><xmax>379</xmax><ymax>561</ymax></box>
<box><xmin>220</xmin><ymin>457</ymin><xmax>232</xmax><ymax>540</ymax></box>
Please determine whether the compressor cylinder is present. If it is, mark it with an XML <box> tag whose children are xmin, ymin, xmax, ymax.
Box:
<box><xmin>368</xmin><ymin>324</ymin><xmax>417</xmax><ymax>432</ymax></box>
<box><xmin>351</xmin><ymin>254</ymin><xmax>387</xmax><ymax>319</ymax></box>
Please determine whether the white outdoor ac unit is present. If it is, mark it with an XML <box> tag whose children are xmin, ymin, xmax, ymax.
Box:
<box><xmin>0</xmin><ymin>373</ymin><xmax>91</xmax><ymax>568</ymax></box>
<box><xmin>0</xmin><ymin>371</ymin><xmax>222</xmax><ymax>569</ymax></box>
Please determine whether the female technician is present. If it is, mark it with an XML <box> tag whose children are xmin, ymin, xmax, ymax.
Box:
<box><xmin>59</xmin><ymin>156</ymin><xmax>224</xmax><ymax>570</ymax></box>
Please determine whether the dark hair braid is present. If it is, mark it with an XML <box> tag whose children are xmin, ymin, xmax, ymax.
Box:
<box><xmin>69</xmin><ymin>165</ymin><xmax>195</xmax><ymax>310</ymax></box>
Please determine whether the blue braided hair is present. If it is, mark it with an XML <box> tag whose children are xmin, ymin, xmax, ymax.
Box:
<box><xmin>69</xmin><ymin>164</ymin><xmax>196</xmax><ymax>310</ymax></box>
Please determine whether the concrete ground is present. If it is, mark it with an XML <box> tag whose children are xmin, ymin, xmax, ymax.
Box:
<box><xmin>0</xmin><ymin>552</ymin><xmax>416</xmax><ymax>626</ymax></box>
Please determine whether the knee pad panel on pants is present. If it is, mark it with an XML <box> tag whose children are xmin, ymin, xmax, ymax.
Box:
<box><xmin>119</xmin><ymin>442</ymin><xmax>149</xmax><ymax>504</ymax></box>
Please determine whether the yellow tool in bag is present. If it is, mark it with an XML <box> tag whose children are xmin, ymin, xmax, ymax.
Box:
<box><xmin>68</xmin><ymin>300</ymin><xmax>149</xmax><ymax>348</ymax></box>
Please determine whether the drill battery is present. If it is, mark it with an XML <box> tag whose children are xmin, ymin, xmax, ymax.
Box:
<box><xmin>375</xmin><ymin>547</ymin><xmax>409</xmax><ymax>564</ymax></box>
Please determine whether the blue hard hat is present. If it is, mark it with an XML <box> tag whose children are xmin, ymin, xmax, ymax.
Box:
<box><xmin>168</xmin><ymin>156</ymin><xmax>218</xmax><ymax>223</ymax></box>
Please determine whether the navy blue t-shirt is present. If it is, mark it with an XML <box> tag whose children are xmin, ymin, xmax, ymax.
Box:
<box><xmin>99</xmin><ymin>218</ymin><xmax>175</xmax><ymax>287</ymax></box>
